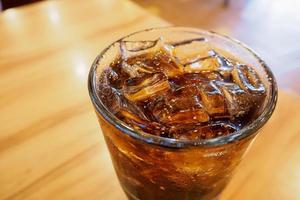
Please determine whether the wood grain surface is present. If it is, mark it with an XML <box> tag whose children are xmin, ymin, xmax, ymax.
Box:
<box><xmin>0</xmin><ymin>0</ymin><xmax>299</xmax><ymax>199</ymax></box>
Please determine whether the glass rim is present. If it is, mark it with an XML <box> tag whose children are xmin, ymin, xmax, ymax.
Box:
<box><xmin>88</xmin><ymin>26</ymin><xmax>278</xmax><ymax>148</ymax></box>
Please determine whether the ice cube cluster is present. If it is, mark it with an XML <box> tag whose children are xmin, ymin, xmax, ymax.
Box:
<box><xmin>97</xmin><ymin>37</ymin><xmax>266</xmax><ymax>139</ymax></box>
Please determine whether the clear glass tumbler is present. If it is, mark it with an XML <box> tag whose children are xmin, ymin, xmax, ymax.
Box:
<box><xmin>88</xmin><ymin>27</ymin><xmax>278</xmax><ymax>200</ymax></box>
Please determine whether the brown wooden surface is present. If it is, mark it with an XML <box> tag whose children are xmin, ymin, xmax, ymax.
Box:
<box><xmin>0</xmin><ymin>0</ymin><xmax>299</xmax><ymax>199</ymax></box>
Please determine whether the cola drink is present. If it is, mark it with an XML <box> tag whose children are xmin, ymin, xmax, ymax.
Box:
<box><xmin>88</xmin><ymin>28</ymin><xmax>277</xmax><ymax>200</ymax></box>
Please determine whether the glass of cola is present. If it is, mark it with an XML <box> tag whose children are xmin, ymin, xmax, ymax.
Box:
<box><xmin>88</xmin><ymin>27</ymin><xmax>278</xmax><ymax>200</ymax></box>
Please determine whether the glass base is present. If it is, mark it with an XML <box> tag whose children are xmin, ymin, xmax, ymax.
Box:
<box><xmin>124</xmin><ymin>189</ymin><xmax>221</xmax><ymax>200</ymax></box>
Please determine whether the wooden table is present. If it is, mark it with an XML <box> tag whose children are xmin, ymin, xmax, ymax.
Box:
<box><xmin>0</xmin><ymin>0</ymin><xmax>299</xmax><ymax>199</ymax></box>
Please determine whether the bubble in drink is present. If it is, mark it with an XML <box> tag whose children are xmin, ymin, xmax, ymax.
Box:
<box><xmin>97</xmin><ymin>38</ymin><xmax>267</xmax><ymax>140</ymax></box>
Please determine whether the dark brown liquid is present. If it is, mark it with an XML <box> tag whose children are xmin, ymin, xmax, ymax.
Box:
<box><xmin>97</xmin><ymin>40</ymin><xmax>266</xmax><ymax>140</ymax></box>
<box><xmin>95</xmin><ymin>38</ymin><xmax>268</xmax><ymax>200</ymax></box>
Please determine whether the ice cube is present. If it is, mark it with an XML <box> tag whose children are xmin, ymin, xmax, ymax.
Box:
<box><xmin>120</xmin><ymin>37</ymin><xmax>184</xmax><ymax>78</ymax></box>
<box><xmin>152</xmin><ymin>84</ymin><xmax>210</xmax><ymax>124</ymax></box>
<box><xmin>98</xmin><ymin>84</ymin><xmax>122</xmax><ymax>114</ymax></box>
<box><xmin>152</xmin><ymin>50</ymin><xmax>184</xmax><ymax>77</ymax></box>
<box><xmin>120</xmin><ymin>39</ymin><xmax>159</xmax><ymax>60</ymax></box>
<box><xmin>199</xmin><ymin>81</ymin><xmax>227</xmax><ymax>117</ymax></box>
<box><xmin>232</xmin><ymin>64</ymin><xmax>265</xmax><ymax>93</ymax></box>
<box><xmin>174</xmin><ymin>40</ymin><xmax>212</xmax><ymax>64</ymax></box>
<box><xmin>205</xmin><ymin>72</ymin><xmax>223</xmax><ymax>81</ymax></box>
<box><xmin>169</xmin><ymin>73</ymin><xmax>223</xmax><ymax>92</ymax></box>
<box><xmin>116</xmin><ymin>110</ymin><xmax>165</xmax><ymax>136</ymax></box>
<box><xmin>216</xmin><ymin>81</ymin><xmax>252</xmax><ymax>117</ymax></box>
<box><xmin>119</xmin><ymin>62</ymin><xmax>141</xmax><ymax>78</ymax></box>
<box><xmin>215</xmin><ymin>53</ymin><xmax>234</xmax><ymax>81</ymax></box>
<box><xmin>120</xmin><ymin>37</ymin><xmax>172</xmax><ymax>60</ymax></box>
<box><xmin>169</xmin><ymin>73</ymin><xmax>205</xmax><ymax>90</ymax></box>
<box><xmin>122</xmin><ymin>98</ymin><xmax>149</xmax><ymax>120</ymax></box>
<box><xmin>123</xmin><ymin>73</ymin><xmax>171</xmax><ymax>102</ymax></box>
<box><xmin>184</xmin><ymin>56</ymin><xmax>219</xmax><ymax>73</ymax></box>
<box><xmin>98</xmin><ymin>68</ymin><xmax>119</xmax><ymax>86</ymax></box>
<box><xmin>131</xmin><ymin>61</ymin><xmax>156</xmax><ymax>74</ymax></box>
<box><xmin>119</xmin><ymin>39</ymin><xmax>158</xmax><ymax>77</ymax></box>
<box><xmin>215</xmin><ymin>52</ymin><xmax>233</xmax><ymax>69</ymax></box>
<box><xmin>97</xmin><ymin>69</ymin><xmax>122</xmax><ymax>111</ymax></box>
<box><xmin>121</xmin><ymin>59</ymin><xmax>158</xmax><ymax>78</ymax></box>
<box><xmin>121</xmin><ymin>40</ymin><xmax>158</xmax><ymax>53</ymax></box>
